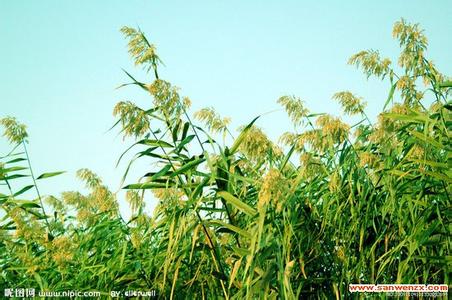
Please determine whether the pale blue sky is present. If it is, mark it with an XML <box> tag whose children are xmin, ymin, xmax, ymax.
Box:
<box><xmin>1</xmin><ymin>1</ymin><xmax>450</xmax><ymax>216</ymax></box>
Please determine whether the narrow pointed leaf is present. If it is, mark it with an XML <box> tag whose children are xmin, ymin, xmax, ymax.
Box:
<box><xmin>217</xmin><ymin>191</ymin><xmax>257</xmax><ymax>217</ymax></box>
<box><xmin>37</xmin><ymin>171</ymin><xmax>65</xmax><ymax>180</ymax></box>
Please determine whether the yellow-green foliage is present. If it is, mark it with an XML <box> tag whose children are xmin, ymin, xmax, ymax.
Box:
<box><xmin>0</xmin><ymin>19</ymin><xmax>450</xmax><ymax>299</ymax></box>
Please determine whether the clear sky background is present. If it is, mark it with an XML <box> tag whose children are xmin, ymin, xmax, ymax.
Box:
<box><xmin>1</xmin><ymin>1</ymin><xmax>450</xmax><ymax>217</ymax></box>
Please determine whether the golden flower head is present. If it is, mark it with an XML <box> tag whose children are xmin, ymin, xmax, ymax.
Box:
<box><xmin>408</xmin><ymin>144</ymin><xmax>425</xmax><ymax>160</ymax></box>
<box><xmin>76</xmin><ymin>168</ymin><xmax>102</xmax><ymax>189</ymax></box>
<box><xmin>26</xmin><ymin>265</ymin><xmax>39</xmax><ymax>275</ymax></box>
<box><xmin>258</xmin><ymin>168</ymin><xmax>288</xmax><ymax>212</ymax></box>
<box><xmin>45</xmin><ymin>195</ymin><xmax>66</xmax><ymax>212</ymax></box>
<box><xmin>51</xmin><ymin>236</ymin><xmax>75</xmax><ymax>266</ymax></box>
<box><xmin>0</xmin><ymin>117</ymin><xmax>28</xmax><ymax>144</ymax></box>
<box><xmin>337</xmin><ymin>245</ymin><xmax>346</xmax><ymax>262</ymax></box>
<box><xmin>328</xmin><ymin>170</ymin><xmax>341</xmax><ymax>192</ymax></box>
<box><xmin>299</xmin><ymin>152</ymin><xmax>324</xmax><ymax>179</ymax></box>
<box><xmin>120</xmin><ymin>26</ymin><xmax>163</xmax><ymax>73</ymax></box>
<box><xmin>348</xmin><ymin>50</ymin><xmax>391</xmax><ymax>79</ymax></box>
<box><xmin>76</xmin><ymin>208</ymin><xmax>93</xmax><ymax>224</ymax></box>
<box><xmin>91</xmin><ymin>186</ymin><xmax>118</xmax><ymax>214</ymax></box>
<box><xmin>61</xmin><ymin>191</ymin><xmax>86</xmax><ymax>208</ymax></box>
<box><xmin>279</xmin><ymin>131</ymin><xmax>307</xmax><ymax>152</ymax></box>
<box><xmin>392</xmin><ymin>19</ymin><xmax>428</xmax><ymax>74</ymax></box>
<box><xmin>194</xmin><ymin>107</ymin><xmax>231</xmax><ymax>135</ymax></box>
<box><xmin>358</xmin><ymin>151</ymin><xmax>378</xmax><ymax>168</ymax></box>
<box><xmin>126</xmin><ymin>190</ymin><xmax>144</xmax><ymax>213</ymax></box>
<box><xmin>316</xmin><ymin>115</ymin><xmax>350</xmax><ymax>146</ymax></box>
<box><xmin>182</xmin><ymin>96</ymin><xmax>192</xmax><ymax>108</ymax></box>
<box><xmin>153</xmin><ymin>188</ymin><xmax>185</xmax><ymax>211</ymax></box>
<box><xmin>130</xmin><ymin>229</ymin><xmax>142</xmax><ymax>249</ymax></box>
<box><xmin>113</xmin><ymin>101</ymin><xmax>150</xmax><ymax>138</ymax></box>
<box><xmin>277</xmin><ymin>95</ymin><xmax>309</xmax><ymax>127</ymax></box>
<box><xmin>238</xmin><ymin>126</ymin><xmax>282</xmax><ymax>161</ymax></box>
<box><xmin>396</xmin><ymin>75</ymin><xmax>414</xmax><ymax>91</ymax></box>
<box><xmin>333</xmin><ymin>91</ymin><xmax>367</xmax><ymax>116</ymax></box>
<box><xmin>389</xmin><ymin>103</ymin><xmax>409</xmax><ymax>115</ymax></box>
<box><xmin>148</xmin><ymin>79</ymin><xmax>186</xmax><ymax>118</ymax></box>
<box><xmin>392</xmin><ymin>19</ymin><xmax>428</xmax><ymax>51</ymax></box>
<box><xmin>429</xmin><ymin>101</ymin><xmax>443</xmax><ymax>113</ymax></box>
<box><xmin>10</xmin><ymin>207</ymin><xmax>46</xmax><ymax>242</ymax></box>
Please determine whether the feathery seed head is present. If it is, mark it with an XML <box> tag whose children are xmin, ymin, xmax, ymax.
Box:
<box><xmin>389</xmin><ymin>103</ymin><xmax>409</xmax><ymax>115</ymax></box>
<box><xmin>348</xmin><ymin>50</ymin><xmax>391</xmax><ymax>79</ymax></box>
<box><xmin>408</xmin><ymin>144</ymin><xmax>425</xmax><ymax>160</ymax></box>
<box><xmin>51</xmin><ymin>236</ymin><xmax>74</xmax><ymax>266</ymax></box>
<box><xmin>333</xmin><ymin>91</ymin><xmax>367</xmax><ymax>116</ymax></box>
<box><xmin>392</xmin><ymin>19</ymin><xmax>428</xmax><ymax>75</ymax></box>
<box><xmin>153</xmin><ymin>188</ymin><xmax>185</xmax><ymax>210</ymax></box>
<box><xmin>316</xmin><ymin>114</ymin><xmax>350</xmax><ymax>146</ymax></box>
<box><xmin>126</xmin><ymin>190</ymin><xmax>143</xmax><ymax>213</ymax></box>
<box><xmin>297</xmin><ymin>130</ymin><xmax>323</xmax><ymax>151</ymax></box>
<box><xmin>76</xmin><ymin>168</ymin><xmax>102</xmax><ymax>189</ymax></box>
<box><xmin>277</xmin><ymin>95</ymin><xmax>309</xmax><ymax>127</ymax></box>
<box><xmin>76</xmin><ymin>208</ymin><xmax>93</xmax><ymax>224</ymax></box>
<box><xmin>61</xmin><ymin>191</ymin><xmax>86</xmax><ymax>207</ymax></box>
<box><xmin>130</xmin><ymin>229</ymin><xmax>142</xmax><ymax>249</ymax></box>
<box><xmin>328</xmin><ymin>171</ymin><xmax>341</xmax><ymax>192</ymax></box>
<box><xmin>121</xmin><ymin>26</ymin><xmax>162</xmax><ymax>73</ymax></box>
<box><xmin>0</xmin><ymin>117</ymin><xmax>28</xmax><ymax>144</ymax></box>
<box><xmin>392</xmin><ymin>19</ymin><xmax>428</xmax><ymax>50</ymax></box>
<box><xmin>258</xmin><ymin>168</ymin><xmax>288</xmax><ymax>212</ymax></box>
<box><xmin>279</xmin><ymin>131</ymin><xmax>302</xmax><ymax>150</ymax></box>
<box><xmin>194</xmin><ymin>107</ymin><xmax>231</xmax><ymax>135</ymax></box>
<box><xmin>182</xmin><ymin>96</ymin><xmax>192</xmax><ymax>109</ymax></box>
<box><xmin>239</xmin><ymin>126</ymin><xmax>282</xmax><ymax>161</ymax></box>
<box><xmin>396</xmin><ymin>75</ymin><xmax>414</xmax><ymax>91</ymax></box>
<box><xmin>358</xmin><ymin>152</ymin><xmax>378</xmax><ymax>168</ymax></box>
<box><xmin>148</xmin><ymin>79</ymin><xmax>185</xmax><ymax>118</ymax></box>
<box><xmin>45</xmin><ymin>196</ymin><xmax>66</xmax><ymax>212</ymax></box>
<box><xmin>299</xmin><ymin>152</ymin><xmax>324</xmax><ymax>178</ymax></box>
<box><xmin>92</xmin><ymin>186</ymin><xmax>117</xmax><ymax>213</ymax></box>
<box><xmin>113</xmin><ymin>101</ymin><xmax>150</xmax><ymax>138</ymax></box>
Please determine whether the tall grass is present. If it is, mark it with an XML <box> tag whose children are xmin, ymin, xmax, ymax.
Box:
<box><xmin>0</xmin><ymin>19</ymin><xmax>450</xmax><ymax>298</ymax></box>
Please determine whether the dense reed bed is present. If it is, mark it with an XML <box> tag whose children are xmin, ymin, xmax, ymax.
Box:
<box><xmin>1</xmin><ymin>19</ymin><xmax>450</xmax><ymax>298</ymax></box>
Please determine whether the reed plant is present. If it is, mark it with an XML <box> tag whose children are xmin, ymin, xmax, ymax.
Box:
<box><xmin>0</xmin><ymin>19</ymin><xmax>450</xmax><ymax>299</ymax></box>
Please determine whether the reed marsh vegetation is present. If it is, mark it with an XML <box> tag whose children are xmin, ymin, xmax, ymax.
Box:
<box><xmin>0</xmin><ymin>19</ymin><xmax>450</xmax><ymax>298</ymax></box>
